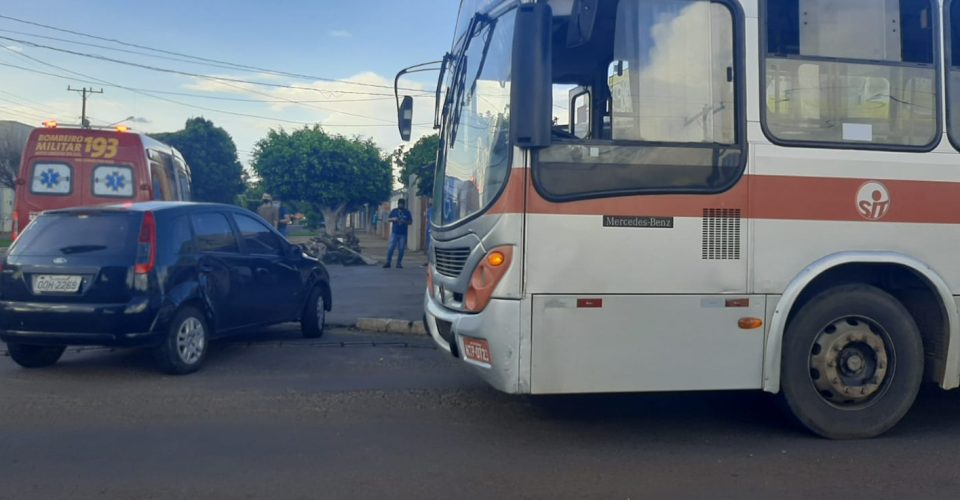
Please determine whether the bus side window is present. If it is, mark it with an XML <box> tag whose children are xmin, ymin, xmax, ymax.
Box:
<box><xmin>947</xmin><ymin>0</ymin><xmax>960</xmax><ymax>150</ymax></box>
<box><xmin>763</xmin><ymin>0</ymin><xmax>938</xmax><ymax>149</ymax></box>
<box><xmin>536</xmin><ymin>0</ymin><xmax>744</xmax><ymax>200</ymax></box>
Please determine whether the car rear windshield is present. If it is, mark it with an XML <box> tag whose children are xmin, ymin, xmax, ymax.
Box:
<box><xmin>10</xmin><ymin>212</ymin><xmax>138</xmax><ymax>257</ymax></box>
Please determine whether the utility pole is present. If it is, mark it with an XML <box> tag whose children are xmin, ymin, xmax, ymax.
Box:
<box><xmin>67</xmin><ymin>86</ymin><xmax>103</xmax><ymax>128</ymax></box>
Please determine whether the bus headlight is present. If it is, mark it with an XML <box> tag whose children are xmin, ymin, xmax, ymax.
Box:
<box><xmin>464</xmin><ymin>246</ymin><xmax>513</xmax><ymax>312</ymax></box>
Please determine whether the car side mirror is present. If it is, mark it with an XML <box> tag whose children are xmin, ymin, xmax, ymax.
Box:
<box><xmin>287</xmin><ymin>244</ymin><xmax>303</xmax><ymax>260</ymax></box>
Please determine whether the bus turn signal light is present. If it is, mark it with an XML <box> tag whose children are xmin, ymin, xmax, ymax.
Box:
<box><xmin>738</xmin><ymin>317</ymin><xmax>763</xmax><ymax>330</ymax></box>
<box><xmin>42</xmin><ymin>120</ymin><xmax>57</xmax><ymax>128</ymax></box>
<box><xmin>115</xmin><ymin>125</ymin><xmax>129</xmax><ymax>133</ymax></box>
<box><xmin>487</xmin><ymin>251</ymin><xmax>505</xmax><ymax>267</ymax></box>
<box><xmin>464</xmin><ymin>246</ymin><xmax>513</xmax><ymax>312</ymax></box>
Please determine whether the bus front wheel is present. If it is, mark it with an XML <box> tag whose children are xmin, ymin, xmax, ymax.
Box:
<box><xmin>780</xmin><ymin>284</ymin><xmax>923</xmax><ymax>439</ymax></box>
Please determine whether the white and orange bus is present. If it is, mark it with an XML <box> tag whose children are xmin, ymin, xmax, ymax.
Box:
<box><xmin>397</xmin><ymin>0</ymin><xmax>960</xmax><ymax>438</ymax></box>
<box><xmin>13</xmin><ymin>123</ymin><xmax>191</xmax><ymax>239</ymax></box>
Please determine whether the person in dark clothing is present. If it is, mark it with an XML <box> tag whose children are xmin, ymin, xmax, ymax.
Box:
<box><xmin>384</xmin><ymin>199</ymin><xmax>413</xmax><ymax>268</ymax></box>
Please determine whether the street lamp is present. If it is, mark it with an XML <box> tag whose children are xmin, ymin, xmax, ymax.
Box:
<box><xmin>107</xmin><ymin>115</ymin><xmax>136</xmax><ymax>127</ymax></box>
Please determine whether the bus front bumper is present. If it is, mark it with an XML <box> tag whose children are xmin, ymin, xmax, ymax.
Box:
<box><xmin>424</xmin><ymin>291</ymin><xmax>522</xmax><ymax>394</ymax></box>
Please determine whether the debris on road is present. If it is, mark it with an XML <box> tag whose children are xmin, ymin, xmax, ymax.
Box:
<box><xmin>300</xmin><ymin>232</ymin><xmax>376</xmax><ymax>266</ymax></box>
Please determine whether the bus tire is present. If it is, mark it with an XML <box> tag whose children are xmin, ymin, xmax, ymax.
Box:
<box><xmin>780</xmin><ymin>284</ymin><xmax>923</xmax><ymax>439</ymax></box>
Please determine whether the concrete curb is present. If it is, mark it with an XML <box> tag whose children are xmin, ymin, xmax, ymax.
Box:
<box><xmin>355</xmin><ymin>318</ymin><xmax>427</xmax><ymax>336</ymax></box>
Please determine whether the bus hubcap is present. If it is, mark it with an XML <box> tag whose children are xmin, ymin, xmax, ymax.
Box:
<box><xmin>809</xmin><ymin>316</ymin><xmax>889</xmax><ymax>406</ymax></box>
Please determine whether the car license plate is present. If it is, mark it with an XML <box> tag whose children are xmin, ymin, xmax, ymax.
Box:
<box><xmin>33</xmin><ymin>275</ymin><xmax>83</xmax><ymax>294</ymax></box>
<box><xmin>462</xmin><ymin>337</ymin><xmax>491</xmax><ymax>365</ymax></box>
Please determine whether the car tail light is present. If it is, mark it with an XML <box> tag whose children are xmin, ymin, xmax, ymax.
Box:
<box><xmin>135</xmin><ymin>212</ymin><xmax>157</xmax><ymax>275</ymax></box>
<box><xmin>464</xmin><ymin>246</ymin><xmax>513</xmax><ymax>312</ymax></box>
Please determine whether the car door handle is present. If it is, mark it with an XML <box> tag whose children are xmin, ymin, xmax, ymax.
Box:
<box><xmin>199</xmin><ymin>265</ymin><xmax>215</xmax><ymax>273</ymax></box>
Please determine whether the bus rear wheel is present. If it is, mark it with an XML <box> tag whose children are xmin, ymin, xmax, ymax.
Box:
<box><xmin>780</xmin><ymin>284</ymin><xmax>923</xmax><ymax>439</ymax></box>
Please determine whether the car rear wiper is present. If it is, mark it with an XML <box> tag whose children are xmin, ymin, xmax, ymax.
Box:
<box><xmin>58</xmin><ymin>245</ymin><xmax>108</xmax><ymax>254</ymax></box>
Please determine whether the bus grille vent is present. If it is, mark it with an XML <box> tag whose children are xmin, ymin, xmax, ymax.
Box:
<box><xmin>434</xmin><ymin>247</ymin><xmax>471</xmax><ymax>277</ymax></box>
<box><xmin>702</xmin><ymin>208</ymin><xmax>741</xmax><ymax>260</ymax></box>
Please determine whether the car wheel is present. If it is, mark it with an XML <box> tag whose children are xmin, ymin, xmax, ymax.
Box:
<box><xmin>6</xmin><ymin>343</ymin><xmax>65</xmax><ymax>368</ymax></box>
<box><xmin>154</xmin><ymin>306</ymin><xmax>209</xmax><ymax>375</ymax></box>
<box><xmin>780</xmin><ymin>284</ymin><xmax>923</xmax><ymax>439</ymax></box>
<box><xmin>302</xmin><ymin>285</ymin><xmax>327</xmax><ymax>338</ymax></box>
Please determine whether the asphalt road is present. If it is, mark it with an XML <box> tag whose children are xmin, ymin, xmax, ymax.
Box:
<box><xmin>2</xmin><ymin>326</ymin><xmax>960</xmax><ymax>500</ymax></box>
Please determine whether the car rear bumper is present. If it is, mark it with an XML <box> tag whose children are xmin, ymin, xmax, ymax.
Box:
<box><xmin>0</xmin><ymin>329</ymin><xmax>158</xmax><ymax>347</ymax></box>
<box><xmin>0</xmin><ymin>297</ymin><xmax>164</xmax><ymax>347</ymax></box>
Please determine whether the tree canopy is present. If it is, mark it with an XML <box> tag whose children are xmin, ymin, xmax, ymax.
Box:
<box><xmin>153</xmin><ymin>117</ymin><xmax>245</xmax><ymax>204</ymax></box>
<box><xmin>394</xmin><ymin>134</ymin><xmax>439</xmax><ymax>197</ymax></box>
<box><xmin>252</xmin><ymin>126</ymin><xmax>391</xmax><ymax>234</ymax></box>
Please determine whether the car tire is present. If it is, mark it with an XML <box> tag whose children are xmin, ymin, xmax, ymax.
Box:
<box><xmin>153</xmin><ymin>306</ymin><xmax>209</xmax><ymax>375</ymax></box>
<box><xmin>302</xmin><ymin>285</ymin><xmax>327</xmax><ymax>339</ymax></box>
<box><xmin>7</xmin><ymin>343</ymin><xmax>65</xmax><ymax>368</ymax></box>
<box><xmin>780</xmin><ymin>284</ymin><xmax>923</xmax><ymax>439</ymax></box>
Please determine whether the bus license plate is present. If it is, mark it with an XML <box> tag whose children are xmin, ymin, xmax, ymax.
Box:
<box><xmin>33</xmin><ymin>275</ymin><xmax>82</xmax><ymax>294</ymax></box>
<box><xmin>462</xmin><ymin>337</ymin><xmax>491</xmax><ymax>365</ymax></box>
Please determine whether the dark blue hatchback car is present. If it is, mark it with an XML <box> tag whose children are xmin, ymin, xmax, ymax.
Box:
<box><xmin>0</xmin><ymin>202</ymin><xmax>332</xmax><ymax>374</ymax></box>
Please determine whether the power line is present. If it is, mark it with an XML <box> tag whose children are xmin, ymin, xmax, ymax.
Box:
<box><xmin>0</xmin><ymin>51</ymin><xmax>432</xmax><ymax>129</ymax></box>
<box><xmin>0</xmin><ymin>61</ymin><xmax>432</xmax><ymax>105</ymax></box>
<box><xmin>0</xmin><ymin>104</ymin><xmax>49</xmax><ymax>122</ymax></box>
<box><xmin>0</xmin><ymin>91</ymin><xmax>64</xmax><ymax>118</ymax></box>
<box><xmin>0</xmin><ymin>34</ymin><xmax>434</xmax><ymax>99</ymax></box>
<box><xmin>0</xmin><ymin>14</ymin><xmax>428</xmax><ymax>93</ymax></box>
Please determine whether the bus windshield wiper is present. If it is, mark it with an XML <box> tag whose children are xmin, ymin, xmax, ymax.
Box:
<box><xmin>58</xmin><ymin>244</ymin><xmax>107</xmax><ymax>254</ymax></box>
<box><xmin>447</xmin><ymin>14</ymin><xmax>496</xmax><ymax>145</ymax></box>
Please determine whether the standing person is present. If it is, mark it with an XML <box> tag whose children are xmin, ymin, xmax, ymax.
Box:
<box><xmin>257</xmin><ymin>193</ymin><xmax>279</xmax><ymax>229</ymax></box>
<box><xmin>383</xmin><ymin>199</ymin><xmax>413</xmax><ymax>269</ymax></box>
<box><xmin>276</xmin><ymin>198</ymin><xmax>291</xmax><ymax>237</ymax></box>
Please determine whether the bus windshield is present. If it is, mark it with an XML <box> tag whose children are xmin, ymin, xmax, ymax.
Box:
<box><xmin>433</xmin><ymin>7</ymin><xmax>515</xmax><ymax>227</ymax></box>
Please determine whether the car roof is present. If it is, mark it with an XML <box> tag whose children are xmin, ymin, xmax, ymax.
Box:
<box><xmin>45</xmin><ymin>201</ymin><xmax>242</xmax><ymax>215</ymax></box>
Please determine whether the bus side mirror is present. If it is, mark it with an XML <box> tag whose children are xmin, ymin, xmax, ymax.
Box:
<box><xmin>398</xmin><ymin>96</ymin><xmax>414</xmax><ymax>142</ymax></box>
<box><xmin>510</xmin><ymin>2</ymin><xmax>553</xmax><ymax>149</ymax></box>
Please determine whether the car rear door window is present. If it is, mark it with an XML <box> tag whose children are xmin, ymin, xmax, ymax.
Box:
<box><xmin>190</xmin><ymin>212</ymin><xmax>239</xmax><ymax>253</ymax></box>
<box><xmin>10</xmin><ymin>212</ymin><xmax>136</xmax><ymax>257</ymax></box>
<box><xmin>163</xmin><ymin>215</ymin><xmax>194</xmax><ymax>257</ymax></box>
<box><xmin>233</xmin><ymin>213</ymin><xmax>283</xmax><ymax>256</ymax></box>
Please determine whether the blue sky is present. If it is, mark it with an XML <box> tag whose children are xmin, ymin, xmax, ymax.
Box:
<box><xmin>0</xmin><ymin>0</ymin><xmax>461</xmax><ymax>163</ymax></box>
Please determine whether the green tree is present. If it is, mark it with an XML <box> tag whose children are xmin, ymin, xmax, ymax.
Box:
<box><xmin>154</xmin><ymin>117</ymin><xmax>245</xmax><ymax>204</ymax></box>
<box><xmin>394</xmin><ymin>134</ymin><xmax>439</xmax><ymax>197</ymax></box>
<box><xmin>252</xmin><ymin>126</ymin><xmax>391</xmax><ymax>235</ymax></box>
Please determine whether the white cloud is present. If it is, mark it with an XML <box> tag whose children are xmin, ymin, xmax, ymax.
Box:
<box><xmin>329</xmin><ymin>30</ymin><xmax>352</xmax><ymax>38</ymax></box>
<box><xmin>179</xmin><ymin>71</ymin><xmax>435</xmax><ymax>157</ymax></box>
<box><xmin>4</xmin><ymin>45</ymin><xmax>23</xmax><ymax>52</ymax></box>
